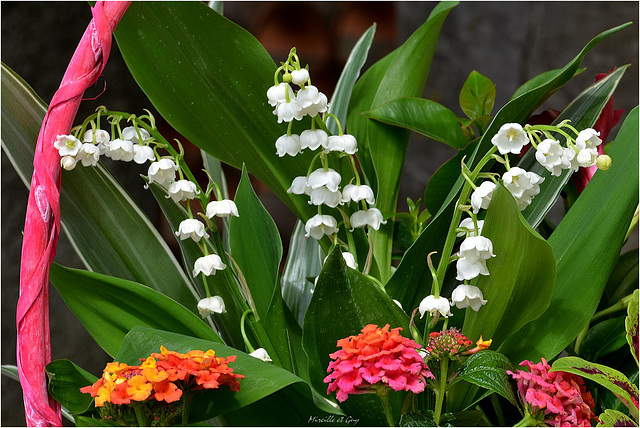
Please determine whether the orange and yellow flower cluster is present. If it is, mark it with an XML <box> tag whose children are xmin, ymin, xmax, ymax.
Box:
<box><xmin>80</xmin><ymin>346</ymin><xmax>244</xmax><ymax>407</ymax></box>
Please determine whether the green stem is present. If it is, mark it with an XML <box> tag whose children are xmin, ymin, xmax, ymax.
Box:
<box><xmin>133</xmin><ymin>403</ymin><xmax>147</xmax><ymax>427</ymax></box>
<box><xmin>625</xmin><ymin>204</ymin><xmax>639</xmax><ymax>241</ymax></box>
<box><xmin>490</xmin><ymin>394</ymin><xmax>505</xmax><ymax>427</ymax></box>
<box><xmin>576</xmin><ymin>292</ymin><xmax>635</xmax><ymax>353</ymax></box>
<box><xmin>376</xmin><ymin>387</ymin><xmax>395</xmax><ymax>427</ymax></box>
<box><xmin>513</xmin><ymin>411</ymin><xmax>540</xmax><ymax>427</ymax></box>
<box><xmin>434</xmin><ymin>359</ymin><xmax>449</xmax><ymax>425</ymax></box>
<box><xmin>181</xmin><ymin>390</ymin><xmax>192</xmax><ymax>426</ymax></box>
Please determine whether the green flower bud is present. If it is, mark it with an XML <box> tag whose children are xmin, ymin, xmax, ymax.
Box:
<box><xmin>596</xmin><ymin>154</ymin><xmax>612</xmax><ymax>171</ymax></box>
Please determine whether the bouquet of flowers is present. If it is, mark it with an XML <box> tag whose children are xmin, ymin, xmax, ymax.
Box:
<box><xmin>2</xmin><ymin>2</ymin><xmax>638</xmax><ymax>426</ymax></box>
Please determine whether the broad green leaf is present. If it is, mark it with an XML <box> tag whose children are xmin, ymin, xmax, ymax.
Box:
<box><xmin>459</xmin><ymin>71</ymin><xmax>495</xmax><ymax>122</ymax></box>
<box><xmin>49</xmin><ymin>263</ymin><xmax>222</xmax><ymax>357</ymax></box>
<box><xmin>551</xmin><ymin>356</ymin><xmax>639</xmax><ymax>421</ymax></box>
<box><xmin>327</xmin><ymin>24</ymin><xmax>376</xmax><ymax>135</ymax></box>
<box><xmin>281</xmin><ymin>220</ymin><xmax>323</xmax><ymax>327</ymax></box>
<box><xmin>519</xmin><ymin>65</ymin><xmax>629</xmax><ymax>228</ymax></box>
<box><xmin>363</xmin><ymin>97</ymin><xmax>468</xmax><ymax>149</ymax></box>
<box><xmin>1</xmin><ymin>365</ymin><xmax>19</xmax><ymax>382</ymax></box>
<box><xmin>605</xmin><ymin>249</ymin><xmax>639</xmax><ymax>307</ymax></box>
<box><xmin>597</xmin><ymin>409</ymin><xmax>637</xmax><ymax>427</ymax></box>
<box><xmin>46</xmin><ymin>359</ymin><xmax>97</xmax><ymax>415</ymax></box>
<box><xmin>0</xmin><ymin>63</ymin><xmax>199</xmax><ymax>311</ymax></box>
<box><xmin>114</xmin><ymin>326</ymin><xmax>340</xmax><ymax>424</ymax></box>
<box><xmin>626</xmin><ymin>289</ymin><xmax>639</xmax><ymax>366</ymax></box>
<box><xmin>74</xmin><ymin>416</ymin><xmax>119</xmax><ymax>427</ymax></box>
<box><xmin>302</xmin><ymin>246</ymin><xmax>410</xmax><ymax>425</ymax></box>
<box><xmin>347</xmin><ymin>2</ymin><xmax>458</xmax><ymax>282</ymax></box>
<box><xmin>500</xmin><ymin>107</ymin><xmax>639</xmax><ymax>363</ymax></box>
<box><xmin>456</xmin><ymin>350</ymin><xmax>517</xmax><ymax>407</ymax></box>
<box><xmin>114</xmin><ymin>2</ymin><xmax>316</xmax><ymax>223</ymax></box>
<box><xmin>579</xmin><ymin>317</ymin><xmax>628</xmax><ymax>361</ymax></box>
<box><xmin>510</xmin><ymin>67</ymin><xmax>585</xmax><ymax>104</ymax></box>
<box><xmin>399</xmin><ymin>412</ymin><xmax>437</xmax><ymax>427</ymax></box>
<box><xmin>463</xmin><ymin>185</ymin><xmax>556</xmax><ymax>347</ymax></box>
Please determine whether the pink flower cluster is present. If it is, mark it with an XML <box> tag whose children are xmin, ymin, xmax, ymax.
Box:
<box><xmin>324</xmin><ymin>324</ymin><xmax>433</xmax><ymax>402</ymax></box>
<box><xmin>425</xmin><ymin>328</ymin><xmax>474</xmax><ymax>360</ymax></box>
<box><xmin>507</xmin><ymin>358</ymin><xmax>597</xmax><ymax>427</ymax></box>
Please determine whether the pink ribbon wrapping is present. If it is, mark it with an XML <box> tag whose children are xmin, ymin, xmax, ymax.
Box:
<box><xmin>17</xmin><ymin>2</ymin><xmax>130</xmax><ymax>426</ymax></box>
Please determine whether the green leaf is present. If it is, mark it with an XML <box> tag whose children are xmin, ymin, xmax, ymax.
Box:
<box><xmin>596</xmin><ymin>409</ymin><xmax>637</xmax><ymax>427</ymax></box>
<box><xmin>399</xmin><ymin>412</ymin><xmax>437</xmax><ymax>427</ymax></box>
<box><xmin>459</xmin><ymin>71</ymin><xmax>495</xmax><ymax>122</ymax></box>
<box><xmin>327</xmin><ymin>24</ymin><xmax>376</xmax><ymax>135</ymax></box>
<box><xmin>363</xmin><ymin>97</ymin><xmax>468</xmax><ymax>149</ymax></box>
<box><xmin>46</xmin><ymin>359</ymin><xmax>97</xmax><ymax>415</ymax></box>
<box><xmin>0</xmin><ymin>62</ymin><xmax>199</xmax><ymax>312</ymax></box>
<box><xmin>74</xmin><ymin>416</ymin><xmax>119</xmax><ymax>427</ymax></box>
<box><xmin>519</xmin><ymin>65</ymin><xmax>629</xmax><ymax>228</ymax></box>
<box><xmin>499</xmin><ymin>107</ymin><xmax>639</xmax><ymax>363</ymax></box>
<box><xmin>463</xmin><ymin>185</ymin><xmax>556</xmax><ymax>347</ymax></box>
<box><xmin>550</xmin><ymin>356</ymin><xmax>639</xmax><ymax>421</ymax></box>
<box><xmin>49</xmin><ymin>263</ymin><xmax>221</xmax><ymax>357</ymax></box>
<box><xmin>347</xmin><ymin>2</ymin><xmax>458</xmax><ymax>282</ymax></box>
<box><xmin>1</xmin><ymin>365</ymin><xmax>19</xmax><ymax>382</ymax></box>
<box><xmin>626</xmin><ymin>289</ymin><xmax>639</xmax><ymax>366</ymax></box>
<box><xmin>457</xmin><ymin>350</ymin><xmax>518</xmax><ymax>407</ymax></box>
<box><xmin>579</xmin><ymin>317</ymin><xmax>628</xmax><ymax>361</ymax></box>
<box><xmin>302</xmin><ymin>246</ymin><xmax>410</xmax><ymax>425</ymax></box>
<box><xmin>114</xmin><ymin>326</ymin><xmax>340</xmax><ymax>424</ymax></box>
<box><xmin>114</xmin><ymin>2</ymin><xmax>315</xmax><ymax>222</ymax></box>
<box><xmin>604</xmin><ymin>249</ymin><xmax>638</xmax><ymax>307</ymax></box>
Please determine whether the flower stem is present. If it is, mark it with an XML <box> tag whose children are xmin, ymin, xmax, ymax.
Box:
<box><xmin>434</xmin><ymin>359</ymin><xmax>449</xmax><ymax>425</ymax></box>
<box><xmin>133</xmin><ymin>403</ymin><xmax>147</xmax><ymax>427</ymax></box>
<box><xmin>376</xmin><ymin>387</ymin><xmax>395</xmax><ymax>427</ymax></box>
<box><xmin>181</xmin><ymin>390</ymin><xmax>192</xmax><ymax>426</ymax></box>
<box><xmin>514</xmin><ymin>411</ymin><xmax>540</xmax><ymax>427</ymax></box>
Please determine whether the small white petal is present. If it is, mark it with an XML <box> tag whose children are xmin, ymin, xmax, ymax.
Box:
<box><xmin>342</xmin><ymin>184</ymin><xmax>375</xmax><ymax>204</ymax></box>
<box><xmin>192</xmin><ymin>254</ymin><xmax>227</xmax><ymax>277</ymax></box>
<box><xmin>287</xmin><ymin>176</ymin><xmax>310</xmax><ymax>195</ymax></box>
<box><xmin>132</xmin><ymin>145</ymin><xmax>155</xmax><ymax>164</ymax></box>
<box><xmin>167</xmin><ymin>180</ymin><xmax>199</xmax><ymax>203</ymax></box>
<box><xmin>457</xmin><ymin>217</ymin><xmax>484</xmax><ymax>237</ymax></box>
<box><xmin>205</xmin><ymin>200</ymin><xmax>239</xmax><ymax>218</ymax></box>
<box><xmin>275</xmin><ymin>134</ymin><xmax>301</xmax><ymax>157</ymax></box>
<box><xmin>249</xmin><ymin>348</ymin><xmax>272</xmax><ymax>362</ymax></box>
<box><xmin>309</xmin><ymin>187</ymin><xmax>342</xmax><ymax>208</ymax></box>
<box><xmin>148</xmin><ymin>159</ymin><xmax>179</xmax><ymax>187</ymax></box>
<box><xmin>419</xmin><ymin>295</ymin><xmax>452</xmax><ymax>318</ymax></box>
<box><xmin>575</xmin><ymin>128</ymin><xmax>601</xmax><ymax>150</ymax></box>
<box><xmin>350</xmin><ymin>208</ymin><xmax>386</xmax><ymax>231</ymax></box>
<box><xmin>450</xmin><ymin>284</ymin><xmax>487</xmax><ymax>311</ymax></box>
<box><xmin>308</xmin><ymin>168</ymin><xmax>341</xmax><ymax>192</ymax></box>
<box><xmin>470</xmin><ymin>181</ymin><xmax>496</xmax><ymax>214</ymax></box>
<box><xmin>304</xmin><ymin>214</ymin><xmax>338</xmax><ymax>240</ymax></box>
<box><xmin>122</xmin><ymin>126</ymin><xmax>151</xmax><ymax>144</ymax></box>
<box><xmin>324</xmin><ymin>134</ymin><xmax>357</xmax><ymax>154</ymax></box>
<box><xmin>491</xmin><ymin>123</ymin><xmax>529</xmax><ymax>155</ymax></box>
<box><xmin>502</xmin><ymin>167</ymin><xmax>544</xmax><ymax>210</ymax></box>
<box><xmin>300</xmin><ymin>129</ymin><xmax>328</xmax><ymax>151</ymax></box>
<box><xmin>175</xmin><ymin>219</ymin><xmax>208</xmax><ymax>242</ymax></box>
<box><xmin>197</xmin><ymin>296</ymin><xmax>226</xmax><ymax>318</ymax></box>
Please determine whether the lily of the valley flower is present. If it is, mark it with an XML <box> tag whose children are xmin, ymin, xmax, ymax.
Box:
<box><xmin>275</xmin><ymin>134</ymin><xmax>302</xmax><ymax>157</ymax></box>
<box><xmin>597</xmin><ymin>154</ymin><xmax>612</xmax><ymax>170</ymax></box>
<box><xmin>456</xmin><ymin>236</ymin><xmax>495</xmax><ymax>280</ymax></box>
<box><xmin>148</xmin><ymin>159</ymin><xmax>179</xmax><ymax>187</ymax></box>
<box><xmin>308</xmin><ymin>168</ymin><xmax>341</xmax><ymax>192</ymax></box>
<box><xmin>535</xmin><ymin>138</ymin><xmax>570</xmax><ymax>176</ymax></box>
<box><xmin>450</xmin><ymin>284</ymin><xmax>487</xmax><ymax>311</ymax></box>
<box><xmin>107</xmin><ymin>138</ymin><xmax>135</xmax><ymax>162</ymax></box>
<box><xmin>274</xmin><ymin>99</ymin><xmax>303</xmax><ymax>123</ymax></box>
<box><xmin>502</xmin><ymin>167</ymin><xmax>544</xmax><ymax>210</ymax></box>
<box><xmin>197</xmin><ymin>296</ymin><xmax>226</xmax><ymax>318</ymax></box>
<box><xmin>132</xmin><ymin>145</ymin><xmax>155</xmax><ymax>165</ymax></box>
<box><xmin>575</xmin><ymin>143</ymin><xmax>598</xmax><ymax>168</ymax></box>
<box><xmin>76</xmin><ymin>143</ymin><xmax>100</xmax><ymax>167</ymax></box>
<box><xmin>300</xmin><ymin>129</ymin><xmax>328</xmax><ymax>151</ymax></box>
<box><xmin>287</xmin><ymin>176</ymin><xmax>311</xmax><ymax>195</ymax></box>
<box><xmin>83</xmin><ymin>129</ymin><xmax>110</xmax><ymax>146</ymax></box>
<box><xmin>167</xmin><ymin>180</ymin><xmax>199</xmax><ymax>203</ymax></box>
<box><xmin>341</xmin><ymin>184</ymin><xmax>375</xmax><ymax>204</ymax></box>
<box><xmin>470</xmin><ymin>181</ymin><xmax>496</xmax><ymax>214</ymax></box>
<box><xmin>205</xmin><ymin>199</ymin><xmax>239</xmax><ymax>218</ymax></box>
<box><xmin>291</xmin><ymin>69</ymin><xmax>309</xmax><ymax>86</ymax></box>
<box><xmin>61</xmin><ymin>156</ymin><xmax>77</xmax><ymax>171</ymax></box>
<box><xmin>175</xmin><ymin>219</ymin><xmax>208</xmax><ymax>242</ymax></box>
<box><xmin>266</xmin><ymin>82</ymin><xmax>294</xmax><ymax>107</ymax></box>
<box><xmin>54</xmin><ymin>134</ymin><xmax>82</xmax><ymax>157</ymax></box>
<box><xmin>299</xmin><ymin>89</ymin><xmax>328</xmax><ymax>117</ymax></box>
<box><xmin>419</xmin><ymin>295</ymin><xmax>452</xmax><ymax>318</ymax></box>
<box><xmin>324</xmin><ymin>134</ymin><xmax>357</xmax><ymax>154</ymax></box>
<box><xmin>122</xmin><ymin>126</ymin><xmax>151</xmax><ymax>144</ymax></box>
<box><xmin>350</xmin><ymin>208</ymin><xmax>386</xmax><ymax>231</ymax></box>
<box><xmin>192</xmin><ymin>254</ymin><xmax>226</xmax><ymax>277</ymax></box>
<box><xmin>576</xmin><ymin>128</ymin><xmax>602</xmax><ymax>150</ymax></box>
<box><xmin>309</xmin><ymin>187</ymin><xmax>342</xmax><ymax>208</ymax></box>
<box><xmin>456</xmin><ymin>218</ymin><xmax>484</xmax><ymax>237</ymax></box>
<box><xmin>249</xmin><ymin>348</ymin><xmax>273</xmax><ymax>362</ymax></box>
<box><xmin>491</xmin><ymin>123</ymin><xmax>529</xmax><ymax>155</ymax></box>
<box><xmin>304</xmin><ymin>214</ymin><xmax>338</xmax><ymax>240</ymax></box>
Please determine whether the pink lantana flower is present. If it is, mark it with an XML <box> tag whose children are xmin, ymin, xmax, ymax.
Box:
<box><xmin>324</xmin><ymin>324</ymin><xmax>433</xmax><ymax>403</ymax></box>
<box><xmin>507</xmin><ymin>358</ymin><xmax>597</xmax><ymax>427</ymax></box>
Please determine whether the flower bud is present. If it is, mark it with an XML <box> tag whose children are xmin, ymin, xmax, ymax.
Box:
<box><xmin>596</xmin><ymin>154</ymin><xmax>612</xmax><ymax>171</ymax></box>
<box><xmin>61</xmin><ymin>155</ymin><xmax>77</xmax><ymax>171</ymax></box>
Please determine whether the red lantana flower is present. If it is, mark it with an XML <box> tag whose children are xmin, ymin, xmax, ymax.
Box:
<box><xmin>324</xmin><ymin>324</ymin><xmax>433</xmax><ymax>402</ymax></box>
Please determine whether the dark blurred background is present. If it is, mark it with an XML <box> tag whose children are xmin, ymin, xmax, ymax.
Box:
<box><xmin>2</xmin><ymin>2</ymin><xmax>638</xmax><ymax>425</ymax></box>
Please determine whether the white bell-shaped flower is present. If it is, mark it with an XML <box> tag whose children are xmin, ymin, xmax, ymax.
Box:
<box><xmin>54</xmin><ymin>134</ymin><xmax>82</xmax><ymax>157</ymax></box>
<box><xmin>309</xmin><ymin>187</ymin><xmax>342</xmax><ymax>208</ymax></box>
<box><xmin>76</xmin><ymin>143</ymin><xmax>100</xmax><ymax>167</ymax></box>
<box><xmin>122</xmin><ymin>126</ymin><xmax>152</xmax><ymax>144</ymax></box>
<box><xmin>325</xmin><ymin>134</ymin><xmax>357</xmax><ymax>154</ymax></box>
<box><xmin>576</xmin><ymin>147</ymin><xmax>598</xmax><ymax>168</ymax></box>
<box><xmin>206</xmin><ymin>199</ymin><xmax>239</xmax><ymax>218</ymax></box>
<box><xmin>502</xmin><ymin>167</ymin><xmax>544</xmax><ymax>210</ymax></box>
<box><xmin>197</xmin><ymin>296</ymin><xmax>226</xmax><ymax>318</ymax></box>
<box><xmin>132</xmin><ymin>145</ymin><xmax>155</xmax><ymax>164</ymax></box>
<box><xmin>275</xmin><ymin>134</ymin><xmax>302</xmax><ymax>157</ymax></box>
<box><xmin>491</xmin><ymin>123</ymin><xmax>529</xmax><ymax>155</ymax></box>
<box><xmin>167</xmin><ymin>180</ymin><xmax>199</xmax><ymax>203</ymax></box>
<box><xmin>575</xmin><ymin>128</ymin><xmax>602</xmax><ymax>150</ymax></box>
<box><xmin>249</xmin><ymin>348</ymin><xmax>273</xmax><ymax>362</ymax></box>
<box><xmin>148</xmin><ymin>158</ymin><xmax>179</xmax><ymax>187</ymax></box>
<box><xmin>308</xmin><ymin>168</ymin><xmax>341</xmax><ymax>192</ymax></box>
<box><xmin>450</xmin><ymin>284</ymin><xmax>487</xmax><ymax>311</ymax></box>
<box><xmin>192</xmin><ymin>254</ymin><xmax>227</xmax><ymax>277</ymax></box>
<box><xmin>301</xmin><ymin>92</ymin><xmax>328</xmax><ymax>117</ymax></box>
<box><xmin>300</xmin><ymin>129</ymin><xmax>328</xmax><ymax>151</ymax></box>
<box><xmin>304</xmin><ymin>214</ymin><xmax>338</xmax><ymax>240</ymax></box>
<box><xmin>419</xmin><ymin>295</ymin><xmax>452</xmax><ymax>318</ymax></box>
<box><xmin>457</xmin><ymin>217</ymin><xmax>484</xmax><ymax>237</ymax></box>
<box><xmin>296</xmin><ymin>85</ymin><xmax>320</xmax><ymax>109</ymax></box>
<box><xmin>266</xmin><ymin>82</ymin><xmax>294</xmax><ymax>107</ymax></box>
<box><xmin>287</xmin><ymin>176</ymin><xmax>311</xmax><ymax>195</ymax></box>
<box><xmin>470</xmin><ymin>181</ymin><xmax>496</xmax><ymax>214</ymax></box>
<box><xmin>456</xmin><ymin>236</ymin><xmax>495</xmax><ymax>280</ymax></box>
<box><xmin>342</xmin><ymin>184</ymin><xmax>375</xmax><ymax>204</ymax></box>
<box><xmin>275</xmin><ymin>100</ymin><xmax>303</xmax><ymax>123</ymax></box>
<box><xmin>108</xmin><ymin>138</ymin><xmax>135</xmax><ymax>162</ymax></box>
<box><xmin>291</xmin><ymin>69</ymin><xmax>310</xmax><ymax>86</ymax></box>
<box><xmin>175</xmin><ymin>219</ymin><xmax>208</xmax><ymax>242</ymax></box>
<box><xmin>350</xmin><ymin>208</ymin><xmax>386</xmax><ymax>231</ymax></box>
<box><xmin>564</xmin><ymin>146</ymin><xmax>580</xmax><ymax>172</ymax></box>
<box><xmin>535</xmin><ymin>138</ymin><xmax>566</xmax><ymax>176</ymax></box>
<box><xmin>60</xmin><ymin>155</ymin><xmax>77</xmax><ymax>171</ymax></box>
<box><xmin>83</xmin><ymin>129</ymin><xmax>110</xmax><ymax>145</ymax></box>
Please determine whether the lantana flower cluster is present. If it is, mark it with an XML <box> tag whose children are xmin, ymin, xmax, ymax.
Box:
<box><xmin>324</xmin><ymin>324</ymin><xmax>433</xmax><ymax>403</ymax></box>
<box><xmin>423</xmin><ymin>328</ymin><xmax>491</xmax><ymax>361</ymax></box>
<box><xmin>507</xmin><ymin>358</ymin><xmax>597</xmax><ymax>427</ymax></box>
